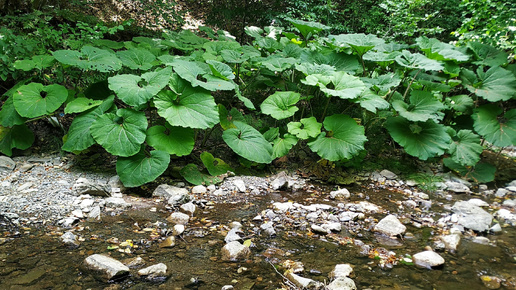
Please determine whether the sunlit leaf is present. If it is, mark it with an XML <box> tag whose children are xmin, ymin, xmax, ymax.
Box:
<box><xmin>117</xmin><ymin>148</ymin><xmax>170</xmax><ymax>187</ymax></box>
<box><xmin>473</xmin><ymin>105</ymin><xmax>516</xmax><ymax>147</ymax></box>
<box><xmin>222</xmin><ymin>121</ymin><xmax>273</xmax><ymax>164</ymax></box>
<box><xmin>287</xmin><ymin>117</ymin><xmax>322</xmax><ymax>140</ymax></box>
<box><xmin>14</xmin><ymin>83</ymin><xmax>67</xmax><ymax>118</ymax></box>
<box><xmin>260</xmin><ymin>91</ymin><xmax>300</xmax><ymax>120</ymax></box>
<box><xmin>200</xmin><ymin>152</ymin><xmax>233</xmax><ymax>176</ymax></box>
<box><xmin>392</xmin><ymin>90</ymin><xmax>445</xmax><ymax>122</ymax></box>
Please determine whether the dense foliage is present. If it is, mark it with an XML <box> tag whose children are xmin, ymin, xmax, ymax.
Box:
<box><xmin>1</xmin><ymin>15</ymin><xmax>515</xmax><ymax>187</ymax></box>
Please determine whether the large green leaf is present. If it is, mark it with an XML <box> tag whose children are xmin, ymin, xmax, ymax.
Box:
<box><xmin>261</xmin><ymin>55</ymin><xmax>298</xmax><ymax>72</ymax></box>
<box><xmin>312</xmin><ymin>71</ymin><xmax>366</xmax><ymax>99</ymax></box>
<box><xmin>0</xmin><ymin>125</ymin><xmax>34</xmax><ymax>156</ymax></box>
<box><xmin>222</xmin><ymin>121</ymin><xmax>273</xmax><ymax>164</ymax></box>
<box><xmin>361</xmin><ymin>73</ymin><xmax>402</xmax><ymax>94</ymax></box>
<box><xmin>0</xmin><ymin>97</ymin><xmax>26</xmax><ymax>127</ymax></box>
<box><xmin>447</xmin><ymin>95</ymin><xmax>474</xmax><ymax>113</ymax></box>
<box><xmin>260</xmin><ymin>91</ymin><xmax>300</xmax><ymax>120</ymax></box>
<box><xmin>90</xmin><ymin>108</ymin><xmax>147</xmax><ymax>157</ymax></box>
<box><xmin>146</xmin><ymin>124</ymin><xmax>194</xmax><ymax>156</ymax></box>
<box><xmin>116</xmin><ymin>48</ymin><xmax>156</xmax><ymax>71</ymax></box>
<box><xmin>448</xmin><ymin>129</ymin><xmax>483</xmax><ymax>166</ymax></box>
<box><xmin>357</xmin><ymin>90</ymin><xmax>390</xmax><ymax>113</ymax></box>
<box><xmin>443</xmin><ymin>158</ymin><xmax>496</xmax><ymax>183</ymax></box>
<box><xmin>386</xmin><ymin>117</ymin><xmax>451</xmax><ymax>160</ymax></box>
<box><xmin>308</xmin><ymin>114</ymin><xmax>367</xmax><ymax>161</ymax></box>
<box><xmin>329</xmin><ymin>34</ymin><xmax>385</xmax><ymax>56</ymax></box>
<box><xmin>461</xmin><ymin>66</ymin><xmax>516</xmax><ymax>102</ymax></box>
<box><xmin>272</xmin><ymin>134</ymin><xmax>298</xmax><ymax>159</ymax></box>
<box><xmin>466</xmin><ymin>42</ymin><xmax>508</xmax><ymax>67</ymax></box>
<box><xmin>395</xmin><ymin>50</ymin><xmax>444</xmax><ymax>71</ymax></box>
<box><xmin>53</xmin><ymin>46</ymin><xmax>122</xmax><ymax>72</ymax></box>
<box><xmin>416</xmin><ymin>36</ymin><xmax>469</xmax><ymax>62</ymax></box>
<box><xmin>287</xmin><ymin>117</ymin><xmax>322</xmax><ymax>140</ymax></box>
<box><xmin>473</xmin><ymin>105</ymin><xmax>516</xmax><ymax>147</ymax></box>
<box><xmin>117</xmin><ymin>149</ymin><xmax>170</xmax><ymax>187</ymax></box>
<box><xmin>165</xmin><ymin>59</ymin><xmax>235</xmax><ymax>91</ymax></box>
<box><xmin>64</xmin><ymin>97</ymin><xmax>103</xmax><ymax>114</ymax></box>
<box><xmin>206</xmin><ymin>60</ymin><xmax>235</xmax><ymax>80</ymax></box>
<box><xmin>14</xmin><ymin>83</ymin><xmax>68</xmax><ymax>118</ymax></box>
<box><xmin>200</xmin><ymin>152</ymin><xmax>233</xmax><ymax>176</ymax></box>
<box><xmin>392</xmin><ymin>90</ymin><xmax>445</xmax><ymax>122</ymax></box>
<box><xmin>154</xmin><ymin>75</ymin><xmax>219</xmax><ymax>129</ymax></box>
<box><xmin>62</xmin><ymin>95</ymin><xmax>115</xmax><ymax>152</ymax></box>
<box><xmin>13</xmin><ymin>55</ymin><xmax>55</xmax><ymax>71</ymax></box>
<box><xmin>300</xmin><ymin>50</ymin><xmax>359</xmax><ymax>73</ymax></box>
<box><xmin>180</xmin><ymin>163</ymin><xmax>221</xmax><ymax>186</ymax></box>
<box><xmin>108</xmin><ymin>67</ymin><xmax>172</xmax><ymax>107</ymax></box>
<box><xmin>287</xmin><ymin>18</ymin><xmax>330</xmax><ymax>40</ymax></box>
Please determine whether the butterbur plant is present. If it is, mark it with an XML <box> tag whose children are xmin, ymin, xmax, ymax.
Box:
<box><xmin>1</xmin><ymin>20</ymin><xmax>515</xmax><ymax>187</ymax></box>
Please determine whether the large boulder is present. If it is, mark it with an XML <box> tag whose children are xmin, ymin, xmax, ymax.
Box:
<box><xmin>83</xmin><ymin>254</ymin><xmax>129</xmax><ymax>281</ymax></box>
<box><xmin>374</xmin><ymin>214</ymin><xmax>406</xmax><ymax>237</ymax></box>
<box><xmin>451</xmin><ymin>201</ymin><xmax>493</xmax><ymax>232</ymax></box>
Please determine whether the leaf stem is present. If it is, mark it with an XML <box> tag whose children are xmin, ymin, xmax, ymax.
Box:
<box><xmin>320</xmin><ymin>96</ymin><xmax>331</xmax><ymax>122</ymax></box>
<box><xmin>402</xmin><ymin>69</ymin><xmax>421</xmax><ymax>100</ymax></box>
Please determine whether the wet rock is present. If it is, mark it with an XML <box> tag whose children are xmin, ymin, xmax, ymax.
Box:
<box><xmin>180</xmin><ymin>202</ymin><xmax>196</xmax><ymax>215</ymax></box>
<box><xmin>311</xmin><ymin>224</ymin><xmax>330</xmax><ymax>235</ymax></box>
<box><xmin>412</xmin><ymin>251</ymin><xmax>445</xmax><ymax>269</ymax></box>
<box><xmin>380</xmin><ymin>169</ymin><xmax>397</xmax><ymax>180</ymax></box>
<box><xmin>451</xmin><ymin>201</ymin><xmax>493</xmax><ymax>232</ymax></box>
<box><xmin>374</xmin><ymin>214</ymin><xmax>406</xmax><ymax>237</ymax></box>
<box><xmin>271</xmin><ymin>172</ymin><xmax>288</xmax><ymax>190</ymax></box>
<box><xmin>88</xmin><ymin>205</ymin><xmax>101</xmax><ymax>220</ymax></box>
<box><xmin>173</xmin><ymin>224</ymin><xmax>185</xmax><ymax>235</ymax></box>
<box><xmin>225</xmin><ymin>227</ymin><xmax>243</xmax><ymax>243</ymax></box>
<box><xmin>338</xmin><ymin>211</ymin><xmax>360</xmax><ymax>222</ymax></box>
<box><xmin>0</xmin><ymin>156</ymin><xmax>16</xmax><ymax>172</ymax></box>
<box><xmin>61</xmin><ymin>231</ymin><xmax>80</xmax><ymax>248</ymax></box>
<box><xmin>445</xmin><ymin>181</ymin><xmax>470</xmax><ymax>193</ymax></box>
<box><xmin>167</xmin><ymin>212</ymin><xmax>190</xmax><ymax>225</ymax></box>
<box><xmin>221</xmin><ymin>285</ymin><xmax>234</xmax><ymax>290</ymax></box>
<box><xmin>260</xmin><ymin>222</ymin><xmax>276</xmax><ymax>236</ymax></box>
<box><xmin>153</xmin><ymin>184</ymin><xmax>190</xmax><ymax>205</ymax></box>
<box><xmin>138</xmin><ymin>263</ymin><xmax>167</xmax><ymax>280</ymax></box>
<box><xmin>282</xmin><ymin>260</ymin><xmax>304</xmax><ymax>273</ymax></box>
<box><xmin>329</xmin><ymin>188</ymin><xmax>350</xmax><ymax>200</ymax></box>
<box><xmin>347</xmin><ymin>201</ymin><xmax>381</xmax><ymax>213</ymax></box>
<box><xmin>159</xmin><ymin>236</ymin><xmax>176</xmax><ymax>248</ymax></box>
<box><xmin>327</xmin><ymin>277</ymin><xmax>357</xmax><ymax>290</ymax></box>
<box><xmin>495</xmin><ymin>188</ymin><xmax>509</xmax><ymax>198</ymax></box>
<box><xmin>273</xmin><ymin>202</ymin><xmax>293</xmax><ymax>213</ymax></box>
<box><xmin>323</xmin><ymin>222</ymin><xmax>342</xmax><ymax>232</ymax></box>
<box><xmin>83</xmin><ymin>254</ymin><xmax>129</xmax><ymax>281</ymax></box>
<box><xmin>495</xmin><ymin>209</ymin><xmax>516</xmax><ymax>225</ymax></box>
<box><xmin>191</xmin><ymin>185</ymin><xmax>207</xmax><ymax>194</ymax></box>
<box><xmin>480</xmin><ymin>275</ymin><xmax>502</xmax><ymax>289</ymax></box>
<box><xmin>73</xmin><ymin>178</ymin><xmax>109</xmax><ymax>196</ymax></box>
<box><xmin>285</xmin><ymin>272</ymin><xmax>323</xmax><ymax>289</ymax></box>
<box><xmin>105</xmin><ymin>196</ymin><xmax>131</xmax><ymax>209</ymax></box>
<box><xmin>9</xmin><ymin>267</ymin><xmax>47</xmax><ymax>285</ymax></box>
<box><xmin>123</xmin><ymin>256</ymin><xmax>145</xmax><ymax>268</ymax></box>
<box><xmin>467</xmin><ymin>198</ymin><xmax>489</xmax><ymax>207</ymax></box>
<box><xmin>232</xmin><ymin>178</ymin><xmax>246</xmax><ymax>192</ymax></box>
<box><xmin>439</xmin><ymin>234</ymin><xmax>461</xmax><ymax>252</ymax></box>
<box><xmin>329</xmin><ymin>264</ymin><xmax>353</xmax><ymax>279</ymax></box>
<box><xmin>221</xmin><ymin>241</ymin><xmax>250</xmax><ymax>261</ymax></box>
<box><xmin>472</xmin><ymin>236</ymin><xmax>490</xmax><ymax>245</ymax></box>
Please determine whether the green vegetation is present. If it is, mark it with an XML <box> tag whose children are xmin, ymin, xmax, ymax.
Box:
<box><xmin>1</xmin><ymin>2</ymin><xmax>515</xmax><ymax>187</ymax></box>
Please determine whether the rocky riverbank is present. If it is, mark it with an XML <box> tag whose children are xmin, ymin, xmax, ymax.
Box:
<box><xmin>1</xmin><ymin>153</ymin><xmax>516</xmax><ymax>289</ymax></box>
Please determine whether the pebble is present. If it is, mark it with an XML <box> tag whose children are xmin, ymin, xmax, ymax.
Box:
<box><xmin>329</xmin><ymin>188</ymin><xmax>351</xmax><ymax>200</ymax></box>
<box><xmin>167</xmin><ymin>212</ymin><xmax>190</xmax><ymax>225</ymax></box>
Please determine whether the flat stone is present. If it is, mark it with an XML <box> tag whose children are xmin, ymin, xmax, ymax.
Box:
<box><xmin>330</xmin><ymin>264</ymin><xmax>353</xmax><ymax>279</ymax></box>
<box><xmin>105</xmin><ymin>197</ymin><xmax>131</xmax><ymax>209</ymax></box>
<box><xmin>260</xmin><ymin>222</ymin><xmax>276</xmax><ymax>236</ymax></box>
<box><xmin>221</xmin><ymin>241</ymin><xmax>250</xmax><ymax>261</ymax></box>
<box><xmin>495</xmin><ymin>188</ymin><xmax>509</xmax><ymax>198</ymax></box>
<box><xmin>329</xmin><ymin>188</ymin><xmax>351</xmax><ymax>200</ymax></box>
<box><xmin>83</xmin><ymin>254</ymin><xmax>129</xmax><ymax>281</ymax></box>
<box><xmin>273</xmin><ymin>202</ymin><xmax>293</xmax><ymax>213</ymax></box>
<box><xmin>159</xmin><ymin>236</ymin><xmax>176</xmax><ymax>248</ymax></box>
<box><xmin>191</xmin><ymin>185</ymin><xmax>207</xmax><ymax>194</ymax></box>
<box><xmin>225</xmin><ymin>227</ymin><xmax>243</xmax><ymax>243</ymax></box>
<box><xmin>311</xmin><ymin>224</ymin><xmax>330</xmax><ymax>235</ymax></box>
<box><xmin>167</xmin><ymin>212</ymin><xmax>190</xmax><ymax>225</ymax></box>
<box><xmin>452</xmin><ymin>201</ymin><xmax>493</xmax><ymax>232</ymax></box>
<box><xmin>445</xmin><ymin>181</ymin><xmax>470</xmax><ymax>193</ymax></box>
<box><xmin>412</xmin><ymin>251</ymin><xmax>445</xmax><ymax>269</ymax></box>
<box><xmin>61</xmin><ymin>231</ymin><xmax>80</xmax><ymax>248</ymax></box>
<box><xmin>0</xmin><ymin>156</ymin><xmax>16</xmax><ymax>172</ymax></box>
<box><xmin>123</xmin><ymin>256</ymin><xmax>146</xmax><ymax>268</ymax></box>
<box><xmin>327</xmin><ymin>277</ymin><xmax>357</xmax><ymax>290</ymax></box>
<box><xmin>285</xmin><ymin>272</ymin><xmax>322</xmax><ymax>289</ymax></box>
<box><xmin>380</xmin><ymin>169</ymin><xmax>397</xmax><ymax>180</ymax></box>
<box><xmin>173</xmin><ymin>224</ymin><xmax>185</xmax><ymax>235</ymax></box>
<box><xmin>138</xmin><ymin>263</ymin><xmax>167</xmax><ymax>279</ymax></box>
<box><xmin>374</xmin><ymin>214</ymin><xmax>406</xmax><ymax>236</ymax></box>
<box><xmin>439</xmin><ymin>234</ymin><xmax>461</xmax><ymax>252</ymax></box>
<box><xmin>73</xmin><ymin>178</ymin><xmax>109</xmax><ymax>196</ymax></box>
<box><xmin>271</xmin><ymin>174</ymin><xmax>288</xmax><ymax>190</ymax></box>
<box><xmin>153</xmin><ymin>184</ymin><xmax>190</xmax><ymax>205</ymax></box>
<box><xmin>232</xmin><ymin>178</ymin><xmax>246</xmax><ymax>192</ymax></box>
<box><xmin>180</xmin><ymin>202</ymin><xmax>196</xmax><ymax>215</ymax></box>
<box><xmin>10</xmin><ymin>267</ymin><xmax>47</xmax><ymax>285</ymax></box>
<box><xmin>467</xmin><ymin>198</ymin><xmax>489</xmax><ymax>207</ymax></box>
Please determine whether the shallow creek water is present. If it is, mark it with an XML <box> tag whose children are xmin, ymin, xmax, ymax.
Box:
<box><xmin>0</xmin><ymin>185</ymin><xmax>515</xmax><ymax>289</ymax></box>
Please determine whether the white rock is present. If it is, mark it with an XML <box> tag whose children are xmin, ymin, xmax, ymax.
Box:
<box><xmin>323</xmin><ymin>222</ymin><xmax>342</xmax><ymax>232</ymax></box>
<box><xmin>330</xmin><ymin>188</ymin><xmax>351</xmax><ymax>200</ymax></box>
<box><xmin>232</xmin><ymin>178</ymin><xmax>246</xmax><ymax>192</ymax></box>
<box><xmin>472</xmin><ymin>236</ymin><xmax>490</xmax><ymax>245</ymax></box>
<box><xmin>467</xmin><ymin>198</ymin><xmax>489</xmax><ymax>207</ymax></box>
<box><xmin>273</xmin><ymin>202</ymin><xmax>293</xmax><ymax>212</ymax></box>
<box><xmin>61</xmin><ymin>231</ymin><xmax>80</xmax><ymax>248</ymax></box>
<box><xmin>439</xmin><ymin>234</ymin><xmax>461</xmax><ymax>252</ymax></box>
<box><xmin>191</xmin><ymin>185</ymin><xmax>207</xmax><ymax>194</ymax></box>
<box><xmin>225</xmin><ymin>227</ymin><xmax>243</xmax><ymax>243</ymax></box>
<box><xmin>495</xmin><ymin>188</ymin><xmax>509</xmax><ymax>198</ymax></box>
<box><xmin>495</xmin><ymin>209</ymin><xmax>516</xmax><ymax>225</ymax></box>
<box><xmin>327</xmin><ymin>277</ymin><xmax>357</xmax><ymax>290</ymax></box>
<box><xmin>167</xmin><ymin>212</ymin><xmax>190</xmax><ymax>225</ymax></box>
<box><xmin>0</xmin><ymin>156</ymin><xmax>16</xmax><ymax>172</ymax></box>
<box><xmin>374</xmin><ymin>214</ymin><xmax>406</xmax><ymax>237</ymax></box>
<box><xmin>339</xmin><ymin>211</ymin><xmax>360</xmax><ymax>222</ymax></box>
<box><xmin>380</xmin><ymin>169</ymin><xmax>397</xmax><ymax>180</ymax></box>
<box><xmin>153</xmin><ymin>184</ymin><xmax>190</xmax><ymax>205</ymax></box>
<box><xmin>285</xmin><ymin>272</ymin><xmax>322</xmax><ymax>289</ymax></box>
<box><xmin>330</xmin><ymin>264</ymin><xmax>353</xmax><ymax>279</ymax></box>
<box><xmin>490</xmin><ymin>223</ymin><xmax>502</xmax><ymax>233</ymax></box>
<box><xmin>412</xmin><ymin>251</ymin><xmax>445</xmax><ymax>268</ymax></box>
<box><xmin>445</xmin><ymin>181</ymin><xmax>470</xmax><ymax>193</ymax></box>
<box><xmin>71</xmin><ymin>209</ymin><xmax>84</xmax><ymax>218</ymax></box>
<box><xmin>83</xmin><ymin>254</ymin><xmax>129</xmax><ymax>281</ymax></box>
<box><xmin>452</xmin><ymin>201</ymin><xmax>493</xmax><ymax>232</ymax></box>
<box><xmin>138</xmin><ymin>263</ymin><xmax>167</xmax><ymax>279</ymax></box>
<box><xmin>311</xmin><ymin>224</ymin><xmax>330</xmax><ymax>235</ymax></box>
<box><xmin>105</xmin><ymin>197</ymin><xmax>131</xmax><ymax>209</ymax></box>
<box><xmin>221</xmin><ymin>241</ymin><xmax>250</xmax><ymax>261</ymax></box>
<box><xmin>173</xmin><ymin>224</ymin><xmax>185</xmax><ymax>235</ymax></box>
<box><xmin>180</xmin><ymin>202</ymin><xmax>196</xmax><ymax>215</ymax></box>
